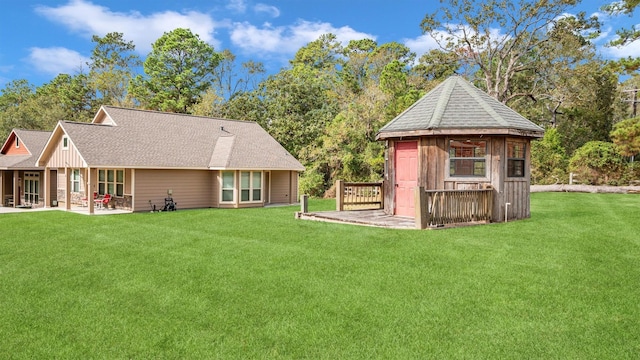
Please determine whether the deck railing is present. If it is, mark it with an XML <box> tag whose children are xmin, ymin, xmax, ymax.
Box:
<box><xmin>336</xmin><ymin>180</ymin><xmax>384</xmax><ymax>211</ymax></box>
<box><xmin>415</xmin><ymin>187</ymin><xmax>493</xmax><ymax>229</ymax></box>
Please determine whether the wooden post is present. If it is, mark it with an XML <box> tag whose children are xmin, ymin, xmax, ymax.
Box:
<box><xmin>88</xmin><ymin>168</ymin><xmax>95</xmax><ymax>214</ymax></box>
<box><xmin>414</xmin><ymin>187</ymin><xmax>427</xmax><ymax>229</ymax></box>
<box><xmin>336</xmin><ymin>180</ymin><xmax>344</xmax><ymax>211</ymax></box>
<box><xmin>44</xmin><ymin>167</ymin><xmax>50</xmax><ymax>208</ymax></box>
<box><xmin>300</xmin><ymin>194</ymin><xmax>308</xmax><ymax>213</ymax></box>
<box><xmin>379</xmin><ymin>181</ymin><xmax>384</xmax><ymax>210</ymax></box>
<box><xmin>12</xmin><ymin>170</ymin><xmax>19</xmax><ymax>207</ymax></box>
<box><xmin>65</xmin><ymin>168</ymin><xmax>71</xmax><ymax>210</ymax></box>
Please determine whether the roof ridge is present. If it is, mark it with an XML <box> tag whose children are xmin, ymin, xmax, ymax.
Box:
<box><xmin>429</xmin><ymin>77</ymin><xmax>457</xmax><ymax>128</ymax></box>
<box><xmin>458</xmin><ymin>79</ymin><xmax>510</xmax><ymax>127</ymax></box>
<box><xmin>102</xmin><ymin>105</ymin><xmax>261</xmax><ymax>125</ymax></box>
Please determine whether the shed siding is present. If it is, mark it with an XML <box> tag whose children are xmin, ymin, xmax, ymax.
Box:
<box><xmin>134</xmin><ymin>169</ymin><xmax>214</xmax><ymax>211</ymax></box>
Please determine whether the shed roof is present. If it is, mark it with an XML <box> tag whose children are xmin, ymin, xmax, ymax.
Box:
<box><xmin>38</xmin><ymin>106</ymin><xmax>305</xmax><ymax>171</ymax></box>
<box><xmin>377</xmin><ymin>76</ymin><xmax>544</xmax><ymax>139</ymax></box>
<box><xmin>0</xmin><ymin>129</ymin><xmax>51</xmax><ymax>170</ymax></box>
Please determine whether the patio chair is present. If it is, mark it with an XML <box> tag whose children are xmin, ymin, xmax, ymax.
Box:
<box><xmin>94</xmin><ymin>194</ymin><xmax>112</xmax><ymax>209</ymax></box>
<box><xmin>82</xmin><ymin>192</ymin><xmax>97</xmax><ymax>207</ymax></box>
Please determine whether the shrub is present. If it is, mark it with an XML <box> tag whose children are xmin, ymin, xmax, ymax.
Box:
<box><xmin>568</xmin><ymin>141</ymin><xmax>626</xmax><ymax>185</ymax></box>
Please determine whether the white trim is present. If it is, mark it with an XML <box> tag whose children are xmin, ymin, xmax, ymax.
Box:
<box><xmin>220</xmin><ymin>170</ymin><xmax>236</xmax><ymax>204</ymax></box>
<box><xmin>445</xmin><ymin>138</ymin><xmax>491</xmax><ymax>181</ymax></box>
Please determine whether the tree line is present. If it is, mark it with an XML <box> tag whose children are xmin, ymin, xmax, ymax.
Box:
<box><xmin>1</xmin><ymin>0</ymin><xmax>639</xmax><ymax>195</ymax></box>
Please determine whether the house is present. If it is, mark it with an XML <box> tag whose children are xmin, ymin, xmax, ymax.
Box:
<box><xmin>375</xmin><ymin>76</ymin><xmax>544</xmax><ymax>224</ymax></box>
<box><xmin>36</xmin><ymin>106</ymin><xmax>305</xmax><ymax>214</ymax></box>
<box><xmin>0</xmin><ymin>129</ymin><xmax>54</xmax><ymax>208</ymax></box>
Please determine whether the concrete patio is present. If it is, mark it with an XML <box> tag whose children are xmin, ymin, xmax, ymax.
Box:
<box><xmin>0</xmin><ymin>205</ymin><xmax>131</xmax><ymax>216</ymax></box>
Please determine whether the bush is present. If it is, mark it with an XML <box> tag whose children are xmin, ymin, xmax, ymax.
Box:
<box><xmin>299</xmin><ymin>168</ymin><xmax>326</xmax><ymax>197</ymax></box>
<box><xmin>531</xmin><ymin>128</ymin><xmax>568</xmax><ymax>184</ymax></box>
<box><xmin>568</xmin><ymin>141</ymin><xmax>626</xmax><ymax>185</ymax></box>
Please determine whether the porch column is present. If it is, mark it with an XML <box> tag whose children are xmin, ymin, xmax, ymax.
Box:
<box><xmin>44</xmin><ymin>167</ymin><xmax>50</xmax><ymax>208</ymax></box>
<box><xmin>65</xmin><ymin>167</ymin><xmax>71</xmax><ymax>210</ymax></box>
<box><xmin>12</xmin><ymin>170</ymin><xmax>19</xmax><ymax>207</ymax></box>
<box><xmin>0</xmin><ymin>171</ymin><xmax>4</xmax><ymax>206</ymax></box>
<box><xmin>88</xmin><ymin>167</ymin><xmax>95</xmax><ymax>214</ymax></box>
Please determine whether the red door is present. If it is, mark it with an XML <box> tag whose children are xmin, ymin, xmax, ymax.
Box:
<box><xmin>394</xmin><ymin>141</ymin><xmax>418</xmax><ymax>217</ymax></box>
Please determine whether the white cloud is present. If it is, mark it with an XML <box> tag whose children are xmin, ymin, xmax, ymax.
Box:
<box><xmin>403</xmin><ymin>34</ymin><xmax>441</xmax><ymax>58</ymax></box>
<box><xmin>604</xmin><ymin>38</ymin><xmax>640</xmax><ymax>58</ymax></box>
<box><xmin>35</xmin><ymin>0</ymin><xmax>220</xmax><ymax>53</ymax></box>
<box><xmin>227</xmin><ymin>0</ymin><xmax>247</xmax><ymax>13</ymax></box>
<box><xmin>27</xmin><ymin>47</ymin><xmax>90</xmax><ymax>75</ymax></box>
<box><xmin>229</xmin><ymin>20</ymin><xmax>375</xmax><ymax>55</ymax></box>
<box><xmin>254</xmin><ymin>4</ymin><xmax>280</xmax><ymax>18</ymax></box>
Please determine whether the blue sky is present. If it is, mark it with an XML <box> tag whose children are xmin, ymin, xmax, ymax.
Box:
<box><xmin>0</xmin><ymin>0</ymin><xmax>639</xmax><ymax>87</ymax></box>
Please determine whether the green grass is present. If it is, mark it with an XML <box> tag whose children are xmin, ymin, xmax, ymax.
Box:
<box><xmin>1</xmin><ymin>193</ymin><xmax>639</xmax><ymax>359</ymax></box>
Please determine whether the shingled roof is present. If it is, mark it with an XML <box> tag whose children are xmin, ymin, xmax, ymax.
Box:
<box><xmin>39</xmin><ymin>106</ymin><xmax>305</xmax><ymax>171</ymax></box>
<box><xmin>377</xmin><ymin>76</ymin><xmax>544</xmax><ymax>139</ymax></box>
<box><xmin>0</xmin><ymin>129</ymin><xmax>51</xmax><ymax>170</ymax></box>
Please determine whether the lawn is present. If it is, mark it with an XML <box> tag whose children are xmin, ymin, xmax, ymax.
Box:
<box><xmin>1</xmin><ymin>192</ymin><xmax>639</xmax><ymax>359</ymax></box>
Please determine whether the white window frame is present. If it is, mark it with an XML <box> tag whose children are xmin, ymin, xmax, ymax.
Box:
<box><xmin>62</xmin><ymin>136</ymin><xmax>69</xmax><ymax>150</ymax></box>
<box><xmin>71</xmin><ymin>169</ymin><xmax>81</xmax><ymax>193</ymax></box>
<box><xmin>24</xmin><ymin>172</ymin><xmax>39</xmax><ymax>205</ymax></box>
<box><xmin>15</xmin><ymin>137</ymin><xmax>20</xmax><ymax>148</ymax></box>
<box><xmin>221</xmin><ymin>171</ymin><xmax>236</xmax><ymax>203</ymax></box>
<box><xmin>240</xmin><ymin>171</ymin><xmax>263</xmax><ymax>203</ymax></box>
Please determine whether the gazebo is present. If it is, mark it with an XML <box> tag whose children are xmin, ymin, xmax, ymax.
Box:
<box><xmin>375</xmin><ymin>76</ymin><xmax>544</xmax><ymax>227</ymax></box>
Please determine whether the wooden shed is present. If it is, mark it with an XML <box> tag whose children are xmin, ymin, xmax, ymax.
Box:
<box><xmin>376</xmin><ymin>76</ymin><xmax>544</xmax><ymax>226</ymax></box>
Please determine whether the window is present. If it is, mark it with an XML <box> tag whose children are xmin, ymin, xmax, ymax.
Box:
<box><xmin>240</xmin><ymin>171</ymin><xmax>262</xmax><ymax>202</ymax></box>
<box><xmin>71</xmin><ymin>169</ymin><xmax>81</xmax><ymax>192</ymax></box>
<box><xmin>221</xmin><ymin>171</ymin><xmax>235</xmax><ymax>202</ymax></box>
<box><xmin>24</xmin><ymin>172</ymin><xmax>39</xmax><ymax>204</ymax></box>
<box><xmin>63</xmin><ymin>136</ymin><xmax>69</xmax><ymax>150</ymax></box>
<box><xmin>449</xmin><ymin>140</ymin><xmax>487</xmax><ymax>177</ymax></box>
<box><xmin>507</xmin><ymin>142</ymin><xmax>526</xmax><ymax>177</ymax></box>
<box><xmin>15</xmin><ymin>138</ymin><xmax>20</xmax><ymax>148</ymax></box>
<box><xmin>98</xmin><ymin>169</ymin><xmax>124</xmax><ymax>196</ymax></box>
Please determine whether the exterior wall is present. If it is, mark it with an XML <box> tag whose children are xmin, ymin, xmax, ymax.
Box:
<box><xmin>134</xmin><ymin>169</ymin><xmax>215</xmax><ymax>211</ymax></box>
<box><xmin>46</xmin><ymin>134</ymin><xmax>85</xmax><ymax>168</ymax></box>
<box><xmin>384</xmin><ymin>135</ymin><xmax>533</xmax><ymax>222</ymax></box>
<box><xmin>270</xmin><ymin>170</ymin><xmax>297</xmax><ymax>204</ymax></box>
<box><xmin>4</xmin><ymin>136</ymin><xmax>30</xmax><ymax>155</ymax></box>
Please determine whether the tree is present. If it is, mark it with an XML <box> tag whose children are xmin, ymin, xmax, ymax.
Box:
<box><xmin>128</xmin><ymin>28</ymin><xmax>222</xmax><ymax>113</ymax></box>
<box><xmin>611</xmin><ymin>116</ymin><xmax>640</xmax><ymax>157</ymax></box>
<box><xmin>88</xmin><ymin>32</ymin><xmax>141</xmax><ymax>107</ymax></box>
<box><xmin>421</xmin><ymin>0</ymin><xmax>599</xmax><ymax>103</ymax></box>
<box><xmin>603</xmin><ymin>0</ymin><xmax>640</xmax><ymax>46</ymax></box>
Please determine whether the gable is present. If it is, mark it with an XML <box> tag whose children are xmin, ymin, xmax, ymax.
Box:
<box><xmin>1</xmin><ymin>132</ymin><xmax>30</xmax><ymax>155</ymax></box>
<box><xmin>37</xmin><ymin>125</ymin><xmax>86</xmax><ymax>168</ymax></box>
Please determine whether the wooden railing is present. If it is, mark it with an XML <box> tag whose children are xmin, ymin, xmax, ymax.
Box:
<box><xmin>336</xmin><ymin>180</ymin><xmax>384</xmax><ymax>211</ymax></box>
<box><xmin>415</xmin><ymin>187</ymin><xmax>493</xmax><ymax>229</ymax></box>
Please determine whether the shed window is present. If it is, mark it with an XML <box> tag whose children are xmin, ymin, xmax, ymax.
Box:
<box><xmin>221</xmin><ymin>171</ymin><xmax>235</xmax><ymax>202</ymax></box>
<box><xmin>507</xmin><ymin>142</ymin><xmax>526</xmax><ymax>177</ymax></box>
<box><xmin>240</xmin><ymin>171</ymin><xmax>262</xmax><ymax>202</ymax></box>
<box><xmin>449</xmin><ymin>140</ymin><xmax>487</xmax><ymax>177</ymax></box>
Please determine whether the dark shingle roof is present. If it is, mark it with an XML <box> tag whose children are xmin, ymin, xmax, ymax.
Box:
<box><xmin>377</xmin><ymin>76</ymin><xmax>544</xmax><ymax>138</ymax></box>
<box><xmin>60</xmin><ymin>106</ymin><xmax>305</xmax><ymax>171</ymax></box>
<box><xmin>0</xmin><ymin>129</ymin><xmax>51</xmax><ymax>170</ymax></box>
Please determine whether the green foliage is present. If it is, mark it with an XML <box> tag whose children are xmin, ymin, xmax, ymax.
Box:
<box><xmin>611</xmin><ymin>116</ymin><xmax>640</xmax><ymax>156</ymax></box>
<box><xmin>531</xmin><ymin>128</ymin><xmax>569</xmax><ymax>184</ymax></box>
<box><xmin>569</xmin><ymin>141</ymin><xmax>627</xmax><ymax>184</ymax></box>
<box><xmin>128</xmin><ymin>28</ymin><xmax>222</xmax><ymax>113</ymax></box>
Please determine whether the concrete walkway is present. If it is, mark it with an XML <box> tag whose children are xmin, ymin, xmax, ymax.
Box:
<box><xmin>0</xmin><ymin>205</ymin><xmax>131</xmax><ymax>216</ymax></box>
<box><xmin>298</xmin><ymin>209</ymin><xmax>416</xmax><ymax>229</ymax></box>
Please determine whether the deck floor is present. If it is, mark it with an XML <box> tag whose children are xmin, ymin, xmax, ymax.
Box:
<box><xmin>298</xmin><ymin>210</ymin><xmax>416</xmax><ymax>229</ymax></box>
